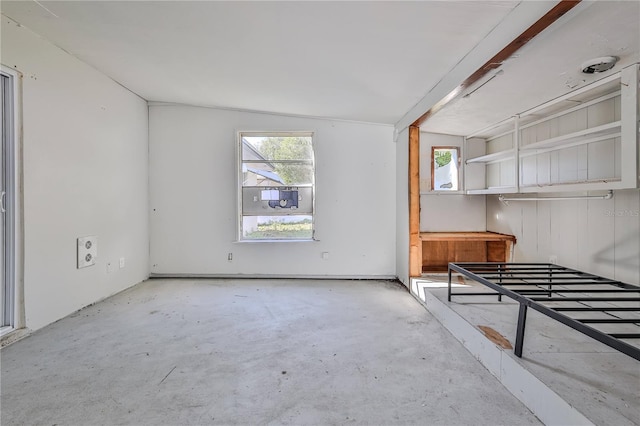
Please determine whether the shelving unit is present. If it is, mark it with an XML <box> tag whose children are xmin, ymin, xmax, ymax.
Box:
<box><xmin>464</xmin><ymin>63</ymin><xmax>639</xmax><ymax>194</ymax></box>
<box><xmin>464</xmin><ymin>117</ymin><xmax>519</xmax><ymax>194</ymax></box>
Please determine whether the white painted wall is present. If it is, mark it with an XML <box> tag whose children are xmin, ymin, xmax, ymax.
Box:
<box><xmin>149</xmin><ymin>105</ymin><xmax>396</xmax><ymax>278</ymax></box>
<box><xmin>1</xmin><ymin>17</ymin><xmax>149</xmax><ymax>331</ymax></box>
<box><xmin>395</xmin><ymin>128</ymin><xmax>409</xmax><ymax>286</ymax></box>
<box><xmin>420</xmin><ymin>133</ymin><xmax>486</xmax><ymax>232</ymax></box>
<box><xmin>487</xmin><ymin>190</ymin><xmax>640</xmax><ymax>285</ymax></box>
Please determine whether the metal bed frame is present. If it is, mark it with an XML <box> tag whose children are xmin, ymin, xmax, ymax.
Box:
<box><xmin>447</xmin><ymin>262</ymin><xmax>640</xmax><ymax>361</ymax></box>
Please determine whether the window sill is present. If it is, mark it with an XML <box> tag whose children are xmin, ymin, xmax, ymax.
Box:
<box><xmin>235</xmin><ymin>239</ymin><xmax>318</xmax><ymax>243</ymax></box>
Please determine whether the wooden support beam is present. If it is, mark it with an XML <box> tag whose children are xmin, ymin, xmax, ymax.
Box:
<box><xmin>409</xmin><ymin>125</ymin><xmax>421</xmax><ymax>277</ymax></box>
<box><xmin>406</xmin><ymin>0</ymin><xmax>581</xmax><ymax>277</ymax></box>
<box><xmin>412</xmin><ymin>0</ymin><xmax>582</xmax><ymax>127</ymax></box>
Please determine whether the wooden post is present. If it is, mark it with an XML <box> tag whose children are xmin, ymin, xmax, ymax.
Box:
<box><xmin>409</xmin><ymin>125</ymin><xmax>421</xmax><ymax>277</ymax></box>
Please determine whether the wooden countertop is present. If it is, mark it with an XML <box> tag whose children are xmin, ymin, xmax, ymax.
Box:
<box><xmin>420</xmin><ymin>231</ymin><xmax>516</xmax><ymax>242</ymax></box>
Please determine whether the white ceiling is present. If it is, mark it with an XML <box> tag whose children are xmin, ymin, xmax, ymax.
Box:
<box><xmin>1</xmin><ymin>1</ymin><xmax>638</xmax><ymax>131</ymax></box>
<box><xmin>422</xmin><ymin>0</ymin><xmax>640</xmax><ymax>135</ymax></box>
<box><xmin>1</xmin><ymin>0</ymin><xmax>521</xmax><ymax>124</ymax></box>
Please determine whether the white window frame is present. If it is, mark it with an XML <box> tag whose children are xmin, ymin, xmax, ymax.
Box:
<box><xmin>237</xmin><ymin>131</ymin><xmax>316</xmax><ymax>242</ymax></box>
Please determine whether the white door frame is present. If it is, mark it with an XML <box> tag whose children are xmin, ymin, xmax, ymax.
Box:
<box><xmin>1</xmin><ymin>64</ymin><xmax>24</xmax><ymax>336</ymax></box>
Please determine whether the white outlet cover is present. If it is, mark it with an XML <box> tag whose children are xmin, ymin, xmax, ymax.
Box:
<box><xmin>77</xmin><ymin>236</ymin><xmax>97</xmax><ymax>269</ymax></box>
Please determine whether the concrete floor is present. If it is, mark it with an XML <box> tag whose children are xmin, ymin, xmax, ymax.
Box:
<box><xmin>413</xmin><ymin>275</ymin><xmax>640</xmax><ymax>426</ymax></box>
<box><xmin>1</xmin><ymin>278</ymin><xmax>541</xmax><ymax>426</ymax></box>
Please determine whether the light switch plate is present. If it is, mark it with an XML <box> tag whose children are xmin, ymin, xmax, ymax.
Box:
<box><xmin>77</xmin><ymin>236</ymin><xmax>97</xmax><ymax>269</ymax></box>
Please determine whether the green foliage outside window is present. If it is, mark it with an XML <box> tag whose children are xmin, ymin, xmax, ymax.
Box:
<box><xmin>435</xmin><ymin>150</ymin><xmax>452</xmax><ymax>168</ymax></box>
<box><xmin>257</xmin><ymin>137</ymin><xmax>313</xmax><ymax>184</ymax></box>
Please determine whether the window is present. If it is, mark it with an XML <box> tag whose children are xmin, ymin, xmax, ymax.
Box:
<box><xmin>431</xmin><ymin>146</ymin><xmax>460</xmax><ymax>191</ymax></box>
<box><xmin>238</xmin><ymin>132</ymin><xmax>315</xmax><ymax>240</ymax></box>
<box><xmin>1</xmin><ymin>66</ymin><xmax>18</xmax><ymax>333</ymax></box>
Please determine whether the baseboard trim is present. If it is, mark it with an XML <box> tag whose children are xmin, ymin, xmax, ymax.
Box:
<box><xmin>149</xmin><ymin>273</ymin><xmax>398</xmax><ymax>281</ymax></box>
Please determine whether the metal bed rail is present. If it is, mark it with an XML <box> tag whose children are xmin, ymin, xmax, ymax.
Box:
<box><xmin>447</xmin><ymin>262</ymin><xmax>640</xmax><ymax>361</ymax></box>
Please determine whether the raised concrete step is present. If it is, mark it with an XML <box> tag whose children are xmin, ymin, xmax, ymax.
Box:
<box><xmin>411</xmin><ymin>277</ymin><xmax>639</xmax><ymax>426</ymax></box>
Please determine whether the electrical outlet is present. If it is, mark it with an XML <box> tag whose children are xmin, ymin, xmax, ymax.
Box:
<box><xmin>322</xmin><ymin>252</ymin><xmax>329</xmax><ymax>260</ymax></box>
<box><xmin>77</xmin><ymin>236</ymin><xmax>97</xmax><ymax>269</ymax></box>
<box><xmin>549</xmin><ymin>255</ymin><xmax>558</xmax><ymax>264</ymax></box>
<box><xmin>228</xmin><ymin>252</ymin><xmax>233</xmax><ymax>261</ymax></box>
<box><xmin>119</xmin><ymin>257</ymin><xmax>125</xmax><ymax>268</ymax></box>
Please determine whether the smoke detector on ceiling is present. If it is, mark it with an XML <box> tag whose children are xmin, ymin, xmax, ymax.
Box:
<box><xmin>581</xmin><ymin>56</ymin><xmax>618</xmax><ymax>74</ymax></box>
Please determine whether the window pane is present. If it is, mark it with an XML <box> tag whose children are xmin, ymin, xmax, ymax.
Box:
<box><xmin>242</xmin><ymin>215</ymin><xmax>313</xmax><ymax>240</ymax></box>
<box><xmin>241</xmin><ymin>162</ymin><xmax>314</xmax><ymax>186</ymax></box>
<box><xmin>242</xmin><ymin>187</ymin><xmax>313</xmax><ymax>215</ymax></box>
<box><xmin>271</xmin><ymin>164</ymin><xmax>313</xmax><ymax>185</ymax></box>
<box><xmin>243</xmin><ymin>163</ymin><xmax>287</xmax><ymax>186</ymax></box>
<box><xmin>242</xmin><ymin>136</ymin><xmax>313</xmax><ymax>161</ymax></box>
<box><xmin>433</xmin><ymin>147</ymin><xmax>459</xmax><ymax>191</ymax></box>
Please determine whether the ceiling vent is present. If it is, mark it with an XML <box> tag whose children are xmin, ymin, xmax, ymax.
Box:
<box><xmin>581</xmin><ymin>56</ymin><xmax>618</xmax><ymax>74</ymax></box>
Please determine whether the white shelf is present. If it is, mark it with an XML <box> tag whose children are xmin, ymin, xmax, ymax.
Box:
<box><xmin>519</xmin><ymin>132</ymin><xmax>622</xmax><ymax>158</ymax></box>
<box><xmin>519</xmin><ymin>121</ymin><xmax>621</xmax><ymax>152</ymax></box>
<box><xmin>466</xmin><ymin>186</ymin><xmax>517</xmax><ymax>195</ymax></box>
<box><xmin>466</xmin><ymin>150</ymin><xmax>514</xmax><ymax>164</ymax></box>
<box><xmin>519</xmin><ymin>90</ymin><xmax>621</xmax><ymax>131</ymax></box>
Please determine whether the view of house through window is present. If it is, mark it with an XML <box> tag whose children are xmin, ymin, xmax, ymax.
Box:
<box><xmin>431</xmin><ymin>146</ymin><xmax>460</xmax><ymax>191</ymax></box>
<box><xmin>239</xmin><ymin>132</ymin><xmax>315</xmax><ymax>240</ymax></box>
